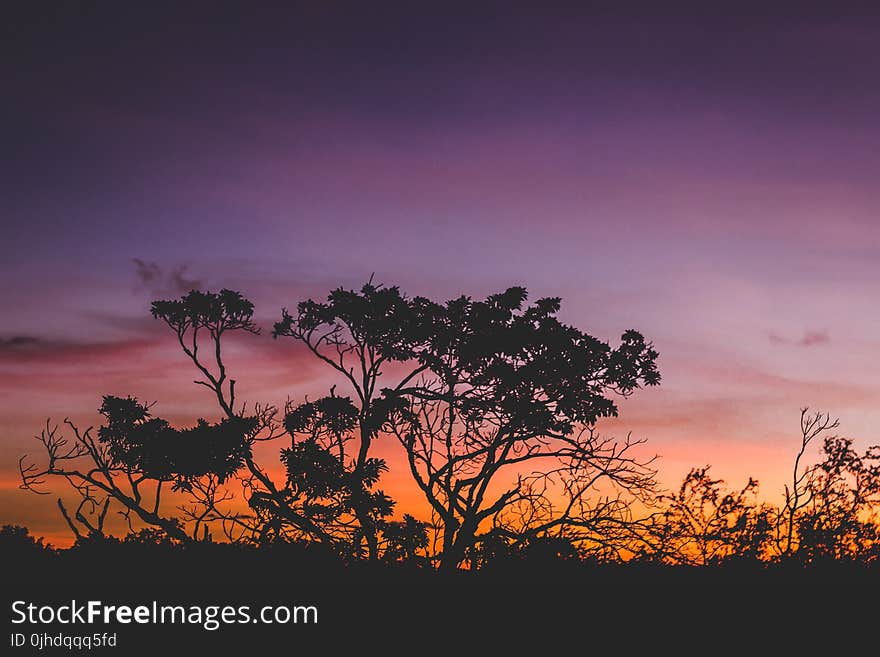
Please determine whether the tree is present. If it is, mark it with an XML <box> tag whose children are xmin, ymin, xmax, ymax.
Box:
<box><xmin>0</xmin><ymin>525</ymin><xmax>53</xmax><ymax>557</ymax></box>
<box><xmin>286</xmin><ymin>284</ymin><xmax>661</xmax><ymax>569</ymax></box>
<box><xmin>151</xmin><ymin>289</ymin><xmax>371</xmax><ymax>552</ymax></box>
<box><xmin>792</xmin><ymin>431</ymin><xmax>880</xmax><ymax>562</ymax></box>
<box><xmin>147</xmin><ymin>288</ymin><xmax>292</xmax><ymax>543</ymax></box>
<box><xmin>380</xmin><ymin>514</ymin><xmax>429</xmax><ymax>564</ymax></box>
<box><xmin>277</xmin><ymin>392</ymin><xmax>396</xmax><ymax>557</ymax></box>
<box><xmin>393</xmin><ymin>288</ymin><xmax>660</xmax><ymax>569</ymax></box>
<box><xmin>18</xmin><ymin>397</ymin><xmax>254</xmax><ymax>542</ymax></box>
<box><xmin>647</xmin><ymin>467</ymin><xmax>773</xmax><ymax>565</ymax></box>
<box><xmin>272</xmin><ymin>282</ymin><xmax>433</xmax><ymax>560</ymax></box>
<box><xmin>149</xmin><ymin>287</ymin><xmax>408</xmax><ymax>557</ymax></box>
<box><xmin>151</xmin><ymin>289</ymin><xmax>260</xmax><ymax>418</ymax></box>
<box><xmin>775</xmin><ymin>409</ymin><xmax>840</xmax><ymax>557</ymax></box>
<box><xmin>766</xmin><ymin>408</ymin><xmax>880</xmax><ymax>562</ymax></box>
<box><xmin>20</xmin><ymin>289</ymin><xmax>286</xmax><ymax>545</ymax></box>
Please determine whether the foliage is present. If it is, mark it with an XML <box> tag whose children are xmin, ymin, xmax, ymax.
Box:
<box><xmin>98</xmin><ymin>395</ymin><xmax>254</xmax><ymax>490</ymax></box>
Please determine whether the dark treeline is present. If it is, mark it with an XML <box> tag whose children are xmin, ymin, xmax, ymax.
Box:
<box><xmin>5</xmin><ymin>524</ymin><xmax>878</xmax><ymax>653</ymax></box>
<box><xmin>15</xmin><ymin>283</ymin><xmax>880</xmax><ymax>567</ymax></box>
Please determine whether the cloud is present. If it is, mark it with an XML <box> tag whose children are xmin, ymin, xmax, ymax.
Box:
<box><xmin>768</xmin><ymin>333</ymin><xmax>787</xmax><ymax>345</ymax></box>
<box><xmin>798</xmin><ymin>330</ymin><xmax>831</xmax><ymax>347</ymax></box>
<box><xmin>0</xmin><ymin>336</ymin><xmax>41</xmax><ymax>350</ymax></box>
<box><xmin>132</xmin><ymin>259</ymin><xmax>203</xmax><ymax>296</ymax></box>
<box><xmin>767</xmin><ymin>329</ymin><xmax>831</xmax><ymax>348</ymax></box>
<box><xmin>132</xmin><ymin>258</ymin><xmax>161</xmax><ymax>286</ymax></box>
<box><xmin>0</xmin><ymin>335</ymin><xmax>158</xmax><ymax>365</ymax></box>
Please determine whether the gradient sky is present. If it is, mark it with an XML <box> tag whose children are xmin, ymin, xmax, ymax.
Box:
<box><xmin>4</xmin><ymin>4</ymin><xmax>880</xmax><ymax>543</ymax></box>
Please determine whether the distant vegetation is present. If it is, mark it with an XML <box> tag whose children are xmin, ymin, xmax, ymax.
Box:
<box><xmin>15</xmin><ymin>283</ymin><xmax>880</xmax><ymax>567</ymax></box>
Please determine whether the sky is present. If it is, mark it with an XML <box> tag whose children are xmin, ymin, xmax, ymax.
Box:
<box><xmin>3</xmin><ymin>3</ymin><xmax>880</xmax><ymax>544</ymax></box>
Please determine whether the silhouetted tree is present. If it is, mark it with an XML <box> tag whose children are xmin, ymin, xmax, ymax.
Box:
<box><xmin>19</xmin><ymin>290</ymin><xmax>268</xmax><ymax>543</ymax></box>
<box><xmin>150</xmin><ymin>289</ymin><xmax>358</xmax><ymax>549</ymax></box>
<box><xmin>776</xmin><ymin>409</ymin><xmax>840</xmax><ymax>557</ymax></box>
<box><xmin>276</xmin><ymin>393</ymin><xmax>396</xmax><ymax>556</ymax></box>
<box><xmin>380</xmin><ymin>514</ymin><xmax>429</xmax><ymax>564</ymax></box>
<box><xmin>148</xmin><ymin>288</ymin><xmax>407</xmax><ymax>557</ymax></box>
<box><xmin>18</xmin><ymin>395</ymin><xmax>256</xmax><ymax>542</ymax></box>
<box><xmin>646</xmin><ymin>467</ymin><xmax>773</xmax><ymax>565</ymax></box>
<box><xmin>273</xmin><ymin>282</ymin><xmax>433</xmax><ymax>560</ymax></box>
<box><xmin>275</xmin><ymin>283</ymin><xmax>660</xmax><ymax>568</ymax></box>
<box><xmin>0</xmin><ymin>525</ymin><xmax>53</xmax><ymax>557</ymax></box>
<box><xmin>642</xmin><ymin>409</ymin><xmax>879</xmax><ymax>565</ymax></box>
<box><xmin>151</xmin><ymin>289</ymin><xmax>259</xmax><ymax>417</ymax></box>
<box><xmin>150</xmin><ymin>289</ymin><xmax>280</xmax><ymax>540</ymax></box>
<box><xmin>760</xmin><ymin>408</ymin><xmax>880</xmax><ymax>562</ymax></box>
<box><xmin>792</xmin><ymin>431</ymin><xmax>880</xmax><ymax>562</ymax></box>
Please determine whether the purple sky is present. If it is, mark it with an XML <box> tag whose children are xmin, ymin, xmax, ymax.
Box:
<box><xmin>3</xmin><ymin>4</ymin><xmax>880</xmax><ymax>541</ymax></box>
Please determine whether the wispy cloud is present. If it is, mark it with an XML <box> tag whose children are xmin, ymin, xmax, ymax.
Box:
<box><xmin>0</xmin><ymin>336</ymin><xmax>41</xmax><ymax>350</ymax></box>
<box><xmin>768</xmin><ymin>329</ymin><xmax>831</xmax><ymax>348</ymax></box>
<box><xmin>0</xmin><ymin>335</ymin><xmax>158</xmax><ymax>365</ymax></box>
<box><xmin>132</xmin><ymin>259</ymin><xmax>203</xmax><ymax>296</ymax></box>
<box><xmin>768</xmin><ymin>333</ymin><xmax>787</xmax><ymax>345</ymax></box>
<box><xmin>798</xmin><ymin>330</ymin><xmax>831</xmax><ymax>347</ymax></box>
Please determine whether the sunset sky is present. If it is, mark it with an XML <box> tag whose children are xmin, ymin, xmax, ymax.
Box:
<box><xmin>4</xmin><ymin>4</ymin><xmax>880</xmax><ymax>544</ymax></box>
